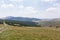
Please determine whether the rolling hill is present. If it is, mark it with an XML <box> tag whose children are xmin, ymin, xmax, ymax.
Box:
<box><xmin>0</xmin><ymin>16</ymin><xmax>60</xmax><ymax>27</ymax></box>
<box><xmin>3</xmin><ymin>16</ymin><xmax>40</xmax><ymax>21</ymax></box>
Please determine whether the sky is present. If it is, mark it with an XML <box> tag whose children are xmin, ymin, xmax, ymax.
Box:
<box><xmin>0</xmin><ymin>0</ymin><xmax>60</xmax><ymax>19</ymax></box>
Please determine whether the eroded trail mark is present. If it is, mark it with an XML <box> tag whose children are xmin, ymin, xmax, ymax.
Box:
<box><xmin>0</xmin><ymin>27</ymin><xmax>8</xmax><ymax>33</ymax></box>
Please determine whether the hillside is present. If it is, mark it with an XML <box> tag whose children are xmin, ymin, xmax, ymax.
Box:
<box><xmin>0</xmin><ymin>16</ymin><xmax>60</xmax><ymax>27</ymax></box>
<box><xmin>38</xmin><ymin>19</ymin><xmax>60</xmax><ymax>27</ymax></box>
<box><xmin>3</xmin><ymin>16</ymin><xmax>40</xmax><ymax>21</ymax></box>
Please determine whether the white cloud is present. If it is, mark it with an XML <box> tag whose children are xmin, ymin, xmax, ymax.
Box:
<box><xmin>53</xmin><ymin>3</ymin><xmax>60</xmax><ymax>8</ymax></box>
<box><xmin>46</xmin><ymin>7</ymin><xmax>56</xmax><ymax>12</ymax></box>
<box><xmin>46</xmin><ymin>3</ymin><xmax>60</xmax><ymax>13</ymax></box>
<box><xmin>24</xmin><ymin>6</ymin><xmax>38</xmax><ymax>14</ymax></box>
<box><xmin>0</xmin><ymin>0</ymin><xmax>4</xmax><ymax>3</ymax></box>
<box><xmin>10</xmin><ymin>0</ymin><xmax>23</xmax><ymax>2</ymax></box>
<box><xmin>0</xmin><ymin>0</ymin><xmax>60</xmax><ymax>19</ymax></box>
<box><xmin>19</xmin><ymin>5</ymin><xmax>24</xmax><ymax>9</ymax></box>
<box><xmin>0</xmin><ymin>6</ymin><xmax>39</xmax><ymax>18</ymax></box>
<box><xmin>41</xmin><ymin>0</ymin><xmax>56</xmax><ymax>2</ymax></box>
<box><xmin>17</xmin><ymin>6</ymin><xmax>40</xmax><ymax>18</ymax></box>
<box><xmin>53</xmin><ymin>3</ymin><xmax>60</xmax><ymax>6</ymax></box>
<box><xmin>42</xmin><ymin>6</ymin><xmax>60</xmax><ymax>19</ymax></box>
<box><xmin>1</xmin><ymin>4</ymin><xmax>14</xmax><ymax>8</ymax></box>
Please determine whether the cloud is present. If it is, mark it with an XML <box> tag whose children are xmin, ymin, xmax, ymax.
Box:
<box><xmin>41</xmin><ymin>0</ymin><xmax>56</xmax><ymax>2</ymax></box>
<box><xmin>10</xmin><ymin>0</ymin><xmax>23</xmax><ymax>2</ymax></box>
<box><xmin>46</xmin><ymin>7</ymin><xmax>56</xmax><ymax>12</ymax></box>
<box><xmin>42</xmin><ymin>6</ymin><xmax>60</xmax><ymax>18</ymax></box>
<box><xmin>0</xmin><ymin>0</ymin><xmax>60</xmax><ymax>19</ymax></box>
<box><xmin>19</xmin><ymin>5</ymin><xmax>24</xmax><ymax>9</ymax></box>
<box><xmin>53</xmin><ymin>3</ymin><xmax>60</xmax><ymax>6</ymax></box>
<box><xmin>24</xmin><ymin>6</ymin><xmax>38</xmax><ymax>14</ymax></box>
<box><xmin>53</xmin><ymin>3</ymin><xmax>60</xmax><ymax>7</ymax></box>
<box><xmin>18</xmin><ymin>6</ymin><xmax>40</xmax><ymax>18</ymax></box>
<box><xmin>46</xmin><ymin>3</ymin><xmax>60</xmax><ymax>13</ymax></box>
<box><xmin>1</xmin><ymin>4</ymin><xmax>14</xmax><ymax>8</ymax></box>
<box><xmin>0</xmin><ymin>5</ymin><xmax>40</xmax><ymax>18</ymax></box>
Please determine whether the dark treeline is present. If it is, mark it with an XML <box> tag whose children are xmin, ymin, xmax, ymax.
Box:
<box><xmin>0</xmin><ymin>19</ymin><xmax>60</xmax><ymax>28</ymax></box>
<box><xmin>0</xmin><ymin>19</ymin><xmax>38</xmax><ymax>27</ymax></box>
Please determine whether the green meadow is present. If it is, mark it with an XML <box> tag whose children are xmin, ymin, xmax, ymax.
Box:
<box><xmin>0</xmin><ymin>25</ymin><xmax>60</xmax><ymax>40</ymax></box>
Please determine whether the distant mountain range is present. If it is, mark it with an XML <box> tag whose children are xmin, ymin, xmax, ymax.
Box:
<box><xmin>1</xmin><ymin>16</ymin><xmax>60</xmax><ymax>22</ymax></box>
<box><xmin>1</xmin><ymin>16</ymin><xmax>40</xmax><ymax>21</ymax></box>
<box><xmin>0</xmin><ymin>16</ymin><xmax>60</xmax><ymax>27</ymax></box>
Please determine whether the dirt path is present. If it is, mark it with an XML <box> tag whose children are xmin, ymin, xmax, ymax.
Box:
<box><xmin>0</xmin><ymin>27</ymin><xmax>7</xmax><ymax>33</ymax></box>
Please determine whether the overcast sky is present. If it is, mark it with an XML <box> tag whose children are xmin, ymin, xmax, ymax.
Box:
<box><xmin>0</xmin><ymin>0</ymin><xmax>60</xmax><ymax>19</ymax></box>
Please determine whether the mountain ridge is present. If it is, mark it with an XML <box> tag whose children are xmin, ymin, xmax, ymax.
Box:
<box><xmin>1</xmin><ymin>16</ymin><xmax>40</xmax><ymax>21</ymax></box>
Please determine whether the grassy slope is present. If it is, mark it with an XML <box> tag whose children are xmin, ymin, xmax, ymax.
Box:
<box><xmin>0</xmin><ymin>26</ymin><xmax>60</xmax><ymax>40</ymax></box>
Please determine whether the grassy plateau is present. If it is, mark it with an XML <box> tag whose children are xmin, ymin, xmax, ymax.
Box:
<box><xmin>0</xmin><ymin>25</ymin><xmax>60</xmax><ymax>40</ymax></box>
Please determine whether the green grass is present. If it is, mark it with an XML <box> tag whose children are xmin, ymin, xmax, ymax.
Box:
<box><xmin>0</xmin><ymin>25</ymin><xmax>60</xmax><ymax>40</ymax></box>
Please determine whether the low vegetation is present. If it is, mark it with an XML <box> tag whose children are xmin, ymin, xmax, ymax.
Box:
<box><xmin>0</xmin><ymin>25</ymin><xmax>60</xmax><ymax>40</ymax></box>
